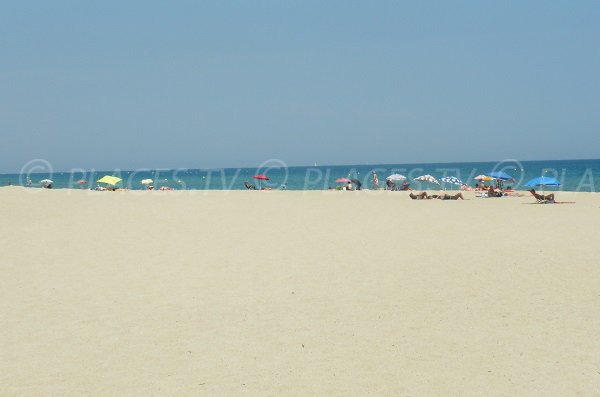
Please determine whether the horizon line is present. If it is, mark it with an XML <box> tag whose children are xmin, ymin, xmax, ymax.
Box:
<box><xmin>2</xmin><ymin>157</ymin><xmax>599</xmax><ymax>176</ymax></box>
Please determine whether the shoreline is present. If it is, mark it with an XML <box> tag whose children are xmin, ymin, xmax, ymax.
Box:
<box><xmin>0</xmin><ymin>185</ymin><xmax>592</xmax><ymax>194</ymax></box>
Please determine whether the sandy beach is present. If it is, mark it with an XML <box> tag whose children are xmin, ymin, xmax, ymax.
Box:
<box><xmin>1</xmin><ymin>187</ymin><xmax>599</xmax><ymax>396</ymax></box>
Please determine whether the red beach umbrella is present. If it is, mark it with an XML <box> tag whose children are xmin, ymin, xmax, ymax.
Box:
<box><xmin>77</xmin><ymin>179</ymin><xmax>87</xmax><ymax>184</ymax></box>
<box><xmin>335</xmin><ymin>178</ymin><xmax>351</xmax><ymax>183</ymax></box>
<box><xmin>252</xmin><ymin>174</ymin><xmax>270</xmax><ymax>189</ymax></box>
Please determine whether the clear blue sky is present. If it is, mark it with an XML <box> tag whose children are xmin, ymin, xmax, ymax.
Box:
<box><xmin>1</xmin><ymin>0</ymin><xmax>599</xmax><ymax>172</ymax></box>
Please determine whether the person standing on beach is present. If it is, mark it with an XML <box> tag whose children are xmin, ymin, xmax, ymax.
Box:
<box><xmin>372</xmin><ymin>172</ymin><xmax>379</xmax><ymax>190</ymax></box>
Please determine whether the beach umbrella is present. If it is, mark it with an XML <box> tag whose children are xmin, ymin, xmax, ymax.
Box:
<box><xmin>252</xmin><ymin>174</ymin><xmax>269</xmax><ymax>189</ymax></box>
<box><xmin>141</xmin><ymin>179</ymin><xmax>153</xmax><ymax>185</ymax></box>
<box><xmin>76</xmin><ymin>179</ymin><xmax>87</xmax><ymax>189</ymax></box>
<box><xmin>524</xmin><ymin>176</ymin><xmax>561</xmax><ymax>187</ymax></box>
<box><xmin>96</xmin><ymin>175</ymin><xmax>122</xmax><ymax>186</ymax></box>
<box><xmin>441</xmin><ymin>176</ymin><xmax>464</xmax><ymax>188</ymax></box>
<box><xmin>40</xmin><ymin>179</ymin><xmax>53</xmax><ymax>188</ymax></box>
<box><xmin>486</xmin><ymin>171</ymin><xmax>514</xmax><ymax>190</ymax></box>
<box><xmin>335</xmin><ymin>177</ymin><xmax>351</xmax><ymax>183</ymax></box>
<box><xmin>486</xmin><ymin>171</ymin><xmax>513</xmax><ymax>180</ymax></box>
<box><xmin>386</xmin><ymin>174</ymin><xmax>407</xmax><ymax>181</ymax></box>
<box><xmin>253</xmin><ymin>174</ymin><xmax>269</xmax><ymax>188</ymax></box>
<box><xmin>524</xmin><ymin>176</ymin><xmax>561</xmax><ymax>197</ymax></box>
<box><xmin>414</xmin><ymin>175</ymin><xmax>440</xmax><ymax>186</ymax></box>
<box><xmin>474</xmin><ymin>175</ymin><xmax>493</xmax><ymax>181</ymax></box>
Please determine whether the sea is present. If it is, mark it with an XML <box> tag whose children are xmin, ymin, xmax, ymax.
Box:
<box><xmin>1</xmin><ymin>159</ymin><xmax>599</xmax><ymax>192</ymax></box>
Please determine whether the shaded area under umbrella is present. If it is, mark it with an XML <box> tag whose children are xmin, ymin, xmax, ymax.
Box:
<box><xmin>486</xmin><ymin>171</ymin><xmax>514</xmax><ymax>190</ymax></box>
<box><xmin>524</xmin><ymin>177</ymin><xmax>561</xmax><ymax>202</ymax></box>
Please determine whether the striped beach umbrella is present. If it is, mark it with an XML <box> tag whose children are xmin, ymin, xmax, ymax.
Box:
<box><xmin>441</xmin><ymin>176</ymin><xmax>463</xmax><ymax>186</ymax></box>
<box><xmin>414</xmin><ymin>175</ymin><xmax>440</xmax><ymax>185</ymax></box>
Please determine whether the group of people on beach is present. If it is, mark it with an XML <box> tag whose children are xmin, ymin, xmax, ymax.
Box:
<box><xmin>409</xmin><ymin>191</ymin><xmax>465</xmax><ymax>200</ymax></box>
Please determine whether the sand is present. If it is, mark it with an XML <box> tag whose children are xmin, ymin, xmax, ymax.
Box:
<box><xmin>1</xmin><ymin>187</ymin><xmax>599</xmax><ymax>396</ymax></box>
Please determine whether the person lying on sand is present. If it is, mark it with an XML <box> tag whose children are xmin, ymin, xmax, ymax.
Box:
<box><xmin>409</xmin><ymin>192</ymin><xmax>430</xmax><ymax>200</ymax></box>
<box><xmin>437</xmin><ymin>192</ymin><xmax>465</xmax><ymax>200</ymax></box>
<box><xmin>409</xmin><ymin>192</ymin><xmax>465</xmax><ymax>200</ymax></box>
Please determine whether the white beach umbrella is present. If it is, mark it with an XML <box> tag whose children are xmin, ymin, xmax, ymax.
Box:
<box><xmin>474</xmin><ymin>175</ymin><xmax>494</xmax><ymax>181</ymax></box>
<box><xmin>40</xmin><ymin>179</ymin><xmax>53</xmax><ymax>188</ymax></box>
<box><xmin>141</xmin><ymin>179</ymin><xmax>153</xmax><ymax>185</ymax></box>
<box><xmin>414</xmin><ymin>175</ymin><xmax>440</xmax><ymax>185</ymax></box>
<box><xmin>386</xmin><ymin>174</ymin><xmax>407</xmax><ymax>181</ymax></box>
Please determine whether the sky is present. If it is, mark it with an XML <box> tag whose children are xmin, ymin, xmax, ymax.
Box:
<box><xmin>1</xmin><ymin>0</ymin><xmax>599</xmax><ymax>172</ymax></box>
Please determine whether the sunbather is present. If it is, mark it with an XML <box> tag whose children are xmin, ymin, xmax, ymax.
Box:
<box><xmin>487</xmin><ymin>186</ymin><xmax>503</xmax><ymax>197</ymax></box>
<box><xmin>409</xmin><ymin>192</ymin><xmax>429</xmax><ymax>200</ymax></box>
<box><xmin>437</xmin><ymin>192</ymin><xmax>465</xmax><ymax>200</ymax></box>
<box><xmin>400</xmin><ymin>181</ymin><xmax>412</xmax><ymax>191</ymax></box>
<box><xmin>529</xmin><ymin>189</ymin><xmax>555</xmax><ymax>203</ymax></box>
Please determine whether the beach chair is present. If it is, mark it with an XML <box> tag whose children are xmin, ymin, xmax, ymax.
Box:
<box><xmin>244</xmin><ymin>181</ymin><xmax>257</xmax><ymax>190</ymax></box>
<box><xmin>529</xmin><ymin>189</ymin><xmax>555</xmax><ymax>204</ymax></box>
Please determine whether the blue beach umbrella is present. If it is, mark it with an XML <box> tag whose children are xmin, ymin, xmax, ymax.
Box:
<box><xmin>486</xmin><ymin>171</ymin><xmax>513</xmax><ymax>180</ymax></box>
<box><xmin>524</xmin><ymin>177</ymin><xmax>561</xmax><ymax>187</ymax></box>
<box><xmin>524</xmin><ymin>177</ymin><xmax>561</xmax><ymax>198</ymax></box>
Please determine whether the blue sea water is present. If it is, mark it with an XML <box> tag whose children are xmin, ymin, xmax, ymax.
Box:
<box><xmin>1</xmin><ymin>159</ymin><xmax>599</xmax><ymax>192</ymax></box>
